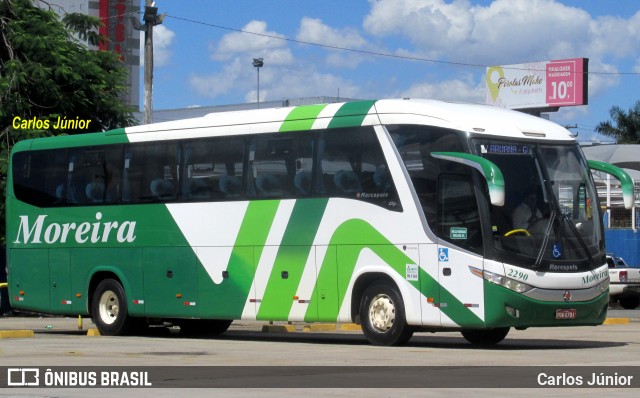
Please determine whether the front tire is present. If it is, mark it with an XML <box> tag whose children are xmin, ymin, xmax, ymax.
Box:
<box><xmin>461</xmin><ymin>327</ymin><xmax>510</xmax><ymax>346</ymax></box>
<box><xmin>360</xmin><ymin>282</ymin><xmax>413</xmax><ymax>346</ymax></box>
<box><xmin>91</xmin><ymin>278</ymin><xmax>135</xmax><ymax>336</ymax></box>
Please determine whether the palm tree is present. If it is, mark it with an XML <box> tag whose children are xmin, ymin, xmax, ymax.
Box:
<box><xmin>595</xmin><ymin>100</ymin><xmax>640</xmax><ymax>144</ymax></box>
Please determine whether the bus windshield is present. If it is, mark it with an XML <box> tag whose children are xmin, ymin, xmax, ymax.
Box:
<box><xmin>473</xmin><ymin>140</ymin><xmax>603</xmax><ymax>272</ymax></box>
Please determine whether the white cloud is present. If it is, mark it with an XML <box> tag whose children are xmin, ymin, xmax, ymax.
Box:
<box><xmin>364</xmin><ymin>0</ymin><xmax>475</xmax><ymax>60</ymax></box>
<box><xmin>297</xmin><ymin>17</ymin><xmax>369</xmax><ymax>68</ymax></box>
<box><xmin>297</xmin><ymin>17</ymin><xmax>367</xmax><ymax>49</ymax></box>
<box><xmin>399</xmin><ymin>77</ymin><xmax>485</xmax><ymax>103</ymax></box>
<box><xmin>194</xmin><ymin>18</ymin><xmax>366</xmax><ymax>103</ymax></box>
<box><xmin>363</xmin><ymin>0</ymin><xmax>640</xmax><ymax>68</ymax></box>
<box><xmin>212</xmin><ymin>20</ymin><xmax>292</xmax><ymax>64</ymax></box>
<box><xmin>587</xmin><ymin>11</ymin><xmax>640</xmax><ymax>59</ymax></box>
<box><xmin>585</xmin><ymin>60</ymin><xmax>620</xmax><ymax>98</ymax></box>
<box><xmin>188</xmin><ymin>59</ymin><xmax>245</xmax><ymax>98</ymax></box>
<box><xmin>552</xmin><ymin>105</ymin><xmax>588</xmax><ymax>124</ymax></box>
<box><xmin>191</xmin><ymin>60</ymin><xmax>360</xmax><ymax>104</ymax></box>
<box><xmin>258</xmin><ymin>68</ymin><xmax>361</xmax><ymax>101</ymax></box>
<box><xmin>140</xmin><ymin>24</ymin><xmax>175</xmax><ymax>67</ymax></box>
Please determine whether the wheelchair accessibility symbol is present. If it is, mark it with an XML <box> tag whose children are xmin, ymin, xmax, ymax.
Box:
<box><xmin>552</xmin><ymin>243</ymin><xmax>562</xmax><ymax>259</ymax></box>
<box><xmin>439</xmin><ymin>248</ymin><xmax>449</xmax><ymax>262</ymax></box>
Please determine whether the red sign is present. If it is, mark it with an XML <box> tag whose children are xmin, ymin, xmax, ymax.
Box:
<box><xmin>98</xmin><ymin>0</ymin><xmax>128</xmax><ymax>56</ymax></box>
<box><xmin>546</xmin><ymin>58</ymin><xmax>587</xmax><ymax>106</ymax></box>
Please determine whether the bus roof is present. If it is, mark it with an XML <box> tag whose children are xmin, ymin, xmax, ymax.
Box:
<box><xmin>13</xmin><ymin>99</ymin><xmax>575</xmax><ymax>151</ymax></box>
<box><xmin>123</xmin><ymin>99</ymin><xmax>574</xmax><ymax>142</ymax></box>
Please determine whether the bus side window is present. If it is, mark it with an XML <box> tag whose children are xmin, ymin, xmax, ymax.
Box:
<box><xmin>68</xmin><ymin>145</ymin><xmax>122</xmax><ymax>205</ymax></box>
<box><xmin>437</xmin><ymin>173</ymin><xmax>483</xmax><ymax>255</ymax></box>
<box><xmin>12</xmin><ymin>150</ymin><xmax>68</xmax><ymax>207</ymax></box>
<box><xmin>181</xmin><ymin>137</ymin><xmax>245</xmax><ymax>202</ymax></box>
<box><xmin>250</xmin><ymin>133</ymin><xmax>313</xmax><ymax>200</ymax></box>
<box><xmin>123</xmin><ymin>142</ymin><xmax>177</xmax><ymax>203</ymax></box>
<box><xmin>320</xmin><ymin>127</ymin><xmax>401</xmax><ymax>211</ymax></box>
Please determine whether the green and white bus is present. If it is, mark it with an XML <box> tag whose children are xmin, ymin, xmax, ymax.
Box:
<box><xmin>7</xmin><ymin>99</ymin><xmax>634</xmax><ymax>346</ymax></box>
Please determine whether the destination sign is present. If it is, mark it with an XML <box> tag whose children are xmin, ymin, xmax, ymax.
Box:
<box><xmin>480</xmin><ymin>144</ymin><xmax>530</xmax><ymax>155</ymax></box>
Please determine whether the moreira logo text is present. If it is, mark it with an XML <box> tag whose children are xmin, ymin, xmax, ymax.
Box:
<box><xmin>14</xmin><ymin>212</ymin><xmax>137</xmax><ymax>245</ymax></box>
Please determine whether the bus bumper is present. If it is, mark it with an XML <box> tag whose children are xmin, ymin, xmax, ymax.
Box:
<box><xmin>482</xmin><ymin>281</ymin><xmax>609</xmax><ymax>328</ymax></box>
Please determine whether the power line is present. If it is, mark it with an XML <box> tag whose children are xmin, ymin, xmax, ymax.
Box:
<box><xmin>166</xmin><ymin>14</ymin><xmax>640</xmax><ymax>76</ymax></box>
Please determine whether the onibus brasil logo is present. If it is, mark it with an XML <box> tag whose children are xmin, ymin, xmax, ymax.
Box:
<box><xmin>14</xmin><ymin>213</ymin><xmax>137</xmax><ymax>245</ymax></box>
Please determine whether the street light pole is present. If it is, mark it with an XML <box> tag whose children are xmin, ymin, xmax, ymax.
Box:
<box><xmin>252</xmin><ymin>58</ymin><xmax>264</xmax><ymax>108</ymax></box>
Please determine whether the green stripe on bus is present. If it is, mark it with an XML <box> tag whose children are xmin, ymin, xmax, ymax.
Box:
<box><xmin>280</xmin><ymin>104</ymin><xmax>328</xmax><ymax>132</ymax></box>
<box><xmin>306</xmin><ymin>218</ymin><xmax>420</xmax><ymax>321</ymax></box>
<box><xmin>305</xmin><ymin>218</ymin><xmax>482</xmax><ymax>327</ymax></box>
<box><xmin>29</xmin><ymin>130</ymin><xmax>129</xmax><ymax>150</ymax></box>
<box><xmin>418</xmin><ymin>268</ymin><xmax>484</xmax><ymax>327</ymax></box>
<box><xmin>257</xmin><ymin>198</ymin><xmax>329</xmax><ymax>320</ymax></box>
<box><xmin>225</xmin><ymin>200</ymin><xmax>280</xmax><ymax>317</ymax></box>
<box><xmin>327</xmin><ymin>100</ymin><xmax>377</xmax><ymax>129</ymax></box>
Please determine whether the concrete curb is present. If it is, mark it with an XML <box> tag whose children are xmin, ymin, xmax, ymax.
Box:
<box><xmin>603</xmin><ymin>317</ymin><xmax>630</xmax><ymax>325</ymax></box>
<box><xmin>0</xmin><ymin>329</ymin><xmax>35</xmax><ymax>339</ymax></box>
<box><xmin>340</xmin><ymin>323</ymin><xmax>362</xmax><ymax>331</ymax></box>
<box><xmin>302</xmin><ymin>324</ymin><xmax>336</xmax><ymax>332</ymax></box>
<box><xmin>261</xmin><ymin>323</ymin><xmax>362</xmax><ymax>333</ymax></box>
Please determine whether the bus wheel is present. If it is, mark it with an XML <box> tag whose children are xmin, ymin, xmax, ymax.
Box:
<box><xmin>360</xmin><ymin>282</ymin><xmax>413</xmax><ymax>346</ymax></box>
<box><xmin>180</xmin><ymin>319</ymin><xmax>232</xmax><ymax>336</ymax></box>
<box><xmin>461</xmin><ymin>327</ymin><xmax>510</xmax><ymax>346</ymax></box>
<box><xmin>619</xmin><ymin>297</ymin><xmax>639</xmax><ymax>310</ymax></box>
<box><xmin>92</xmin><ymin>279</ymin><xmax>133</xmax><ymax>336</ymax></box>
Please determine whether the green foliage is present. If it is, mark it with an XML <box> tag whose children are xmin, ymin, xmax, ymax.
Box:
<box><xmin>595</xmin><ymin>100</ymin><xmax>640</xmax><ymax>144</ymax></box>
<box><xmin>0</xmin><ymin>0</ymin><xmax>136</xmax><ymax>244</ymax></box>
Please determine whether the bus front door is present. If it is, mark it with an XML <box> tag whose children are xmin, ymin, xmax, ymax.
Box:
<box><xmin>436</xmin><ymin>245</ymin><xmax>485</xmax><ymax>328</ymax></box>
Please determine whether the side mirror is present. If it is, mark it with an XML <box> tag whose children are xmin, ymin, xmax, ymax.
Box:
<box><xmin>431</xmin><ymin>152</ymin><xmax>505</xmax><ymax>206</ymax></box>
<box><xmin>588</xmin><ymin>160</ymin><xmax>635</xmax><ymax>210</ymax></box>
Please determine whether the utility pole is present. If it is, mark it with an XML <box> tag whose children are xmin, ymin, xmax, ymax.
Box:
<box><xmin>132</xmin><ymin>1</ymin><xmax>165</xmax><ymax>124</ymax></box>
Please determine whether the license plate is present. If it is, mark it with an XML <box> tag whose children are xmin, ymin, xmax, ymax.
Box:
<box><xmin>556</xmin><ymin>309</ymin><xmax>577</xmax><ymax>320</ymax></box>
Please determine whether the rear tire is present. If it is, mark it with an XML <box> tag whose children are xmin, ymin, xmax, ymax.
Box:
<box><xmin>461</xmin><ymin>327</ymin><xmax>510</xmax><ymax>346</ymax></box>
<box><xmin>360</xmin><ymin>281</ymin><xmax>413</xmax><ymax>346</ymax></box>
<box><xmin>91</xmin><ymin>278</ymin><xmax>135</xmax><ymax>336</ymax></box>
<box><xmin>619</xmin><ymin>297</ymin><xmax>639</xmax><ymax>310</ymax></box>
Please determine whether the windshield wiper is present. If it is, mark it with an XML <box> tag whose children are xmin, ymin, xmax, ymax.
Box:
<box><xmin>559</xmin><ymin>211</ymin><xmax>594</xmax><ymax>265</ymax></box>
<box><xmin>535</xmin><ymin>210</ymin><xmax>555</xmax><ymax>268</ymax></box>
<box><xmin>533</xmin><ymin>150</ymin><xmax>559</xmax><ymax>268</ymax></box>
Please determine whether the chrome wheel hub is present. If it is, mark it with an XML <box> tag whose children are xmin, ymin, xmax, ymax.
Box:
<box><xmin>368</xmin><ymin>294</ymin><xmax>395</xmax><ymax>332</ymax></box>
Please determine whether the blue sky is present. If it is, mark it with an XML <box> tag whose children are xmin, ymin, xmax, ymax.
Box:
<box><xmin>145</xmin><ymin>0</ymin><xmax>640</xmax><ymax>142</ymax></box>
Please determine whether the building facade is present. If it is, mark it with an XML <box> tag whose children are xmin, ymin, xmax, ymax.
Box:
<box><xmin>48</xmin><ymin>0</ymin><xmax>140</xmax><ymax>109</ymax></box>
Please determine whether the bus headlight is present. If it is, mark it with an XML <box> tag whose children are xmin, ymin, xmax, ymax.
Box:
<box><xmin>482</xmin><ymin>269</ymin><xmax>533</xmax><ymax>293</ymax></box>
<box><xmin>596</xmin><ymin>277</ymin><xmax>609</xmax><ymax>293</ymax></box>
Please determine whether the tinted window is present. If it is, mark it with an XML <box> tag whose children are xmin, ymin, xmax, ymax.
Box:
<box><xmin>12</xmin><ymin>127</ymin><xmax>403</xmax><ymax>212</ymax></box>
<box><xmin>389</xmin><ymin>125</ymin><xmax>467</xmax><ymax>225</ymax></box>
<box><xmin>183</xmin><ymin>138</ymin><xmax>244</xmax><ymax>201</ymax></box>
<box><xmin>123</xmin><ymin>142</ymin><xmax>178</xmax><ymax>203</ymax></box>
<box><xmin>249</xmin><ymin>133</ymin><xmax>313</xmax><ymax>199</ymax></box>
<box><xmin>319</xmin><ymin>127</ymin><xmax>401</xmax><ymax>211</ymax></box>
<box><xmin>13</xmin><ymin>149</ymin><xmax>68</xmax><ymax>207</ymax></box>
<box><xmin>67</xmin><ymin>145</ymin><xmax>122</xmax><ymax>205</ymax></box>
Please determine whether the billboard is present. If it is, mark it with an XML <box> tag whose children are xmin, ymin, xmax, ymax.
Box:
<box><xmin>486</xmin><ymin>58</ymin><xmax>588</xmax><ymax>110</ymax></box>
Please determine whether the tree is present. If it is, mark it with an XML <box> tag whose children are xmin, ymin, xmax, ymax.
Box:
<box><xmin>595</xmin><ymin>100</ymin><xmax>640</xmax><ymax>144</ymax></box>
<box><xmin>0</xmin><ymin>0</ymin><xmax>136</xmax><ymax>242</ymax></box>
